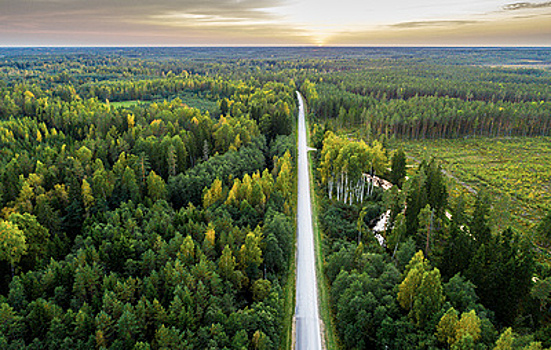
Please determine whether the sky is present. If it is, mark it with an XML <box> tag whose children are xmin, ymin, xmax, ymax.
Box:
<box><xmin>1</xmin><ymin>0</ymin><xmax>551</xmax><ymax>46</ymax></box>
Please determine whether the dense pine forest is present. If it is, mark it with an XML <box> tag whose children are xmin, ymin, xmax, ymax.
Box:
<box><xmin>0</xmin><ymin>48</ymin><xmax>299</xmax><ymax>349</ymax></box>
<box><xmin>1</xmin><ymin>47</ymin><xmax>551</xmax><ymax>349</ymax></box>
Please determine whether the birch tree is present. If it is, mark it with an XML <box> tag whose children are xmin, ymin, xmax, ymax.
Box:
<box><xmin>319</xmin><ymin>132</ymin><xmax>388</xmax><ymax>204</ymax></box>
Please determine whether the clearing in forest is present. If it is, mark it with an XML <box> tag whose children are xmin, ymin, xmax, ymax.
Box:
<box><xmin>401</xmin><ymin>136</ymin><xmax>551</xmax><ymax>237</ymax></box>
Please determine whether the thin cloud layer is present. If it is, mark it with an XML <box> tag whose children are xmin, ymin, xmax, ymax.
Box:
<box><xmin>391</xmin><ymin>20</ymin><xmax>478</xmax><ymax>29</ymax></box>
<box><xmin>503</xmin><ymin>1</ymin><xmax>551</xmax><ymax>10</ymax></box>
<box><xmin>0</xmin><ymin>0</ymin><xmax>550</xmax><ymax>45</ymax></box>
<box><xmin>0</xmin><ymin>0</ymin><xmax>311</xmax><ymax>45</ymax></box>
<box><xmin>326</xmin><ymin>14</ymin><xmax>551</xmax><ymax>46</ymax></box>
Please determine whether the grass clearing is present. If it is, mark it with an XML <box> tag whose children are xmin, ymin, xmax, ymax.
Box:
<box><xmin>398</xmin><ymin>136</ymin><xmax>551</xmax><ymax>237</ymax></box>
<box><xmin>107</xmin><ymin>91</ymin><xmax>220</xmax><ymax>114</ymax></box>
<box><xmin>109</xmin><ymin>100</ymin><xmax>141</xmax><ymax>108</ymax></box>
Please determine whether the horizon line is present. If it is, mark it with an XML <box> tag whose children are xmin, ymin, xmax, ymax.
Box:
<box><xmin>2</xmin><ymin>44</ymin><xmax>551</xmax><ymax>49</ymax></box>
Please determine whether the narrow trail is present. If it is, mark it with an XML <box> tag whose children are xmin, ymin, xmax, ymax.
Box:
<box><xmin>407</xmin><ymin>155</ymin><xmax>477</xmax><ymax>195</ymax></box>
<box><xmin>294</xmin><ymin>91</ymin><xmax>323</xmax><ymax>350</ymax></box>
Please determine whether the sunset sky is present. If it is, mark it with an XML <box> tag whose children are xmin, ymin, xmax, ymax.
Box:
<box><xmin>1</xmin><ymin>0</ymin><xmax>551</xmax><ymax>46</ymax></box>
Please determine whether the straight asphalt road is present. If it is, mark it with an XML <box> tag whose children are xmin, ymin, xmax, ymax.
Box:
<box><xmin>295</xmin><ymin>91</ymin><xmax>323</xmax><ymax>350</ymax></box>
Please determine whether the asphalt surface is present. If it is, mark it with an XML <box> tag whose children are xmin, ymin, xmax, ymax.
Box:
<box><xmin>295</xmin><ymin>92</ymin><xmax>323</xmax><ymax>350</ymax></box>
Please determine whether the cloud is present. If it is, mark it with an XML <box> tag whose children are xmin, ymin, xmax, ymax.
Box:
<box><xmin>1</xmin><ymin>0</ymin><xmax>551</xmax><ymax>46</ymax></box>
<box><xmin>0</xmin><ymin>0</ymin><xmax>315</xmax><ymax>45</ymax></box>
<box><xmin>324</xmin><ymin>13</ymin><xmax>551</xmax><ymax>46</ymax></box>
<box><xmin>503</xmin><ymin>1</ymin><xmax>551</xmax><ymax>10</ymax></box>
<box><xmin>146</xmin><ymin>4</ymin><xmax>284</xmax><ymax>28</ymax></box>
<box><xmin>391</xmin><ymin>20</ymin><xmax>478</xmax><ymax>29</ymax></box>
<box><xmin>0</xmin><ymin>0</ymin><xmax>287</xmax><ymax>19</ymax></box>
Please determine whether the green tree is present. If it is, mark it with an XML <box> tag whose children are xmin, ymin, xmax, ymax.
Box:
<box><xmin>398</xmin><ymin>251</ymin><xmax>444</xmax><ymax>327</ymax></box>
<box><xmin>388</xmin><ymin>212</ymin><xmax>407</xmax><ymax>258</ymax></box>
<box><xmin>147</xmin><ymin>170</ymin><xmax>167</xmax><ymax>202</ymax></box>
<box><xmin>531</xmin><ymin>277</ymin><xmax>551</xmax><ymax>312</ymax></box>
<box><xmin>424</xmin><ymin>159</ymin><xmax>448</xmax><ymax>216</ymax></box>
<box><xmin>232</xmin><ymin>329</ymin><xmax>248</xmax><ymax>350</ymax></box>
<box><xmin>439</xmin><ymin>222</ymin><xmax>474</xmax><ymax>281</ymax></box>
<box><xmin>455</xmin><ymin>310</ymin><xmax>481</xmax><ymax>345</ymax></box>
<box><xmin>25</xmin><ymin>298</ymin><xmax>62</xmax><ymax>341</ymax></box>
<box><xmin>92</xmin><ymin>161</ymin><xmax>114</xmax><ymax>208</ymax></box>
<box><xmin>390</xmin><ymin>148</ymin><xmax>407</xmax><ymax>188</ymax></box>
<box><xmin>218</xmin><ymin>245</ymin><xmax>236</xmax><ymax>281</ymax></box>
<box><xmin>437</xmin><ymin>307</ymin><xmax>459</xmax><ymax>347</ymax></box>
<box><xmin>418</xmin><ymin>204</ymin><xmax>433</xmax><ymax>254</ymax></box>
<box><xmin>444</xmin><ymin>274</ymin><xmax>478</xmax><ymax>312</ymax></box>
<box><xmin>494</xmin><ymin>328</ymin><xmax>514</xmax><ymax>350</ymax></box>
<box><xmin>81</xmin><ymin>179</ymin><xmax>95</xmax><ymax>215</ymax></box>
<box><xmin>8</xmin><ymin>213</ymin><xmax>48</xmax><ymax>270</ymax></box>
<box><xmin>405</xmin><ymin>172</ymin><xmax>427</xmax><ymax>237</ymax></box>
<box><xmin>239</xmin><ymin>231</ymin><xmax>263</xmax><ymax>278</ymax></box>
<box><xmin>119</xmin><ymin>166</ymin><xmax>140</xmax><ymax>203</ymax></box>
<box><xmin>155</xmin><ymin>325</ymin><xmax>183</xmax><ymax>350</ymax></box>
<box><xmin>263</xmin><ymin>211</ymin><xmax>292</xmax><ymax>275</ymax></box>
<box><xmin>178</xmin><ymin>235</ymin><xmax>195</xmax><ymax>264</ymax></box>
<box><xmin>0</xmin><ymin>219</ymin><xmax>27</xmax><ymax>275</ymax></box>
<box><xmin>412</xmin><ymin>267</ymin><xmax>445</xmax><ymax>327</ymax></box>
<box><xmin>466</xmin><ymin>228</ymin><xmax>534</xmax><ymax>325</ymax></box>
<box><xmin>470</xmin><ymin>192</ymin><xmax>492</xmax><ymax>245</ymax></box>
<box><xmin>116</xmin><ymin>307</ymin><xmax>140</xmax><ymax>348</ymax></box>
<box><xmin>73</xmin><ymin>261</ymin><xmax>103</xmax><ymax>306</ymax></box>
<box><xmin>252</xmin><ymin>279</ymin><xmax>272</xmax><ymax>302</ymax></box>
<box><xmin>0</xmin><ymin>303</ymin><xmax>23</xmax><ymax>341</ymax></box>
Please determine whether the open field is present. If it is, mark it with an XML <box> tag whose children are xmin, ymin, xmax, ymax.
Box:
<box><xmin>108</xmin><ymin>92</ymin><xmax>219</xmax><ymax>114</ymax></box>
<box><xmin>108</xmin><ymin>100</ymin><xmax>141</xmax><ymax>108</ymax></box>
<box><xmin>399</xmin><ymin>136</ymin><xmax>551</xmax><ymax>234</ymax></box>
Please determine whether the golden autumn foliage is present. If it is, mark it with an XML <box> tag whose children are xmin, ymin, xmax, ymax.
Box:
<box><xmin>202</xmin><ymin>178</ymin><xmax>224</xmax><ymax>208</ymax></box>
<box><xmin>224</xmin><ymin>170</ymin><xmax>273</xmax><ymax>209</ymax></box>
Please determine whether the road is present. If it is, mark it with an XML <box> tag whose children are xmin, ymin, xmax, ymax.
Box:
<box><xmin>295</xmin><ymin>91</ymin><xmax>323</xmax><ymax>350</ymax></box>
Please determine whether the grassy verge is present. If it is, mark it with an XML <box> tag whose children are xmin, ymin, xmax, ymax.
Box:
<box><xmin>305</xmin><ymin>110</ymin><xmax>340</xmax><ymax>350</ymax></box>
<box><xmin>280</xmin><ymin>237</ymin><xmax>296</xmax><ymax>350</ymax></box>
<box><xmin>280</xmin><ymin>127</ymin><xmax>298</xmax><ymax>350</ymax></box>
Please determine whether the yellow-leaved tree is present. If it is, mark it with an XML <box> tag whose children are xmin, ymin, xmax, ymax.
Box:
<box><xmin>398</xmin><ymin>251</ymin><xmax>444</xmax><ymax>327</ymax></box>
<box><xmin>0</xmin><ymin>220</ymin><xmax>27</xmax><ymax>275</ymax></box>
<box><xmin>436</xmin><ymin>307</ymin><xmax>459</xmax><ymax>347</ymax></box>
<box><xmin>203</xmin><ymin>177</ymin><xmax>224</xmax><ymax>208</ymax></box>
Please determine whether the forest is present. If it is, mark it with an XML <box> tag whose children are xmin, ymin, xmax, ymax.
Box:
<box><xmin>0</xmin><ymin>48</ymin><xmax>300</xmax><ymax>349</ymax></box>
<box><xmin>304</xmin><ymin>48</ymin><xmax>551</xmax><ymax>349</ymax></box>
<box><xmin>1</xmin><ymin>47</ymin><xmax>551</xmax><ymax>349</ymax></box>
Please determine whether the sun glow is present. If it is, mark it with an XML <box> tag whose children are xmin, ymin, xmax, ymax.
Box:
<box><xmin>1</xmin><ymin>0</ymin><xmax>551</xmax><ymax>45</ymax></box>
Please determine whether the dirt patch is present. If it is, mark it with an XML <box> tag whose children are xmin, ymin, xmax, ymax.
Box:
<box><xmin>320</xmin><ymin>319</ymin><xmax>327</xmax><ymax>350</ymax></box>
<box><xmin>291</xmin><ymin>316</ymin><xmax>296</xmax><ymax>350</ymax></box>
